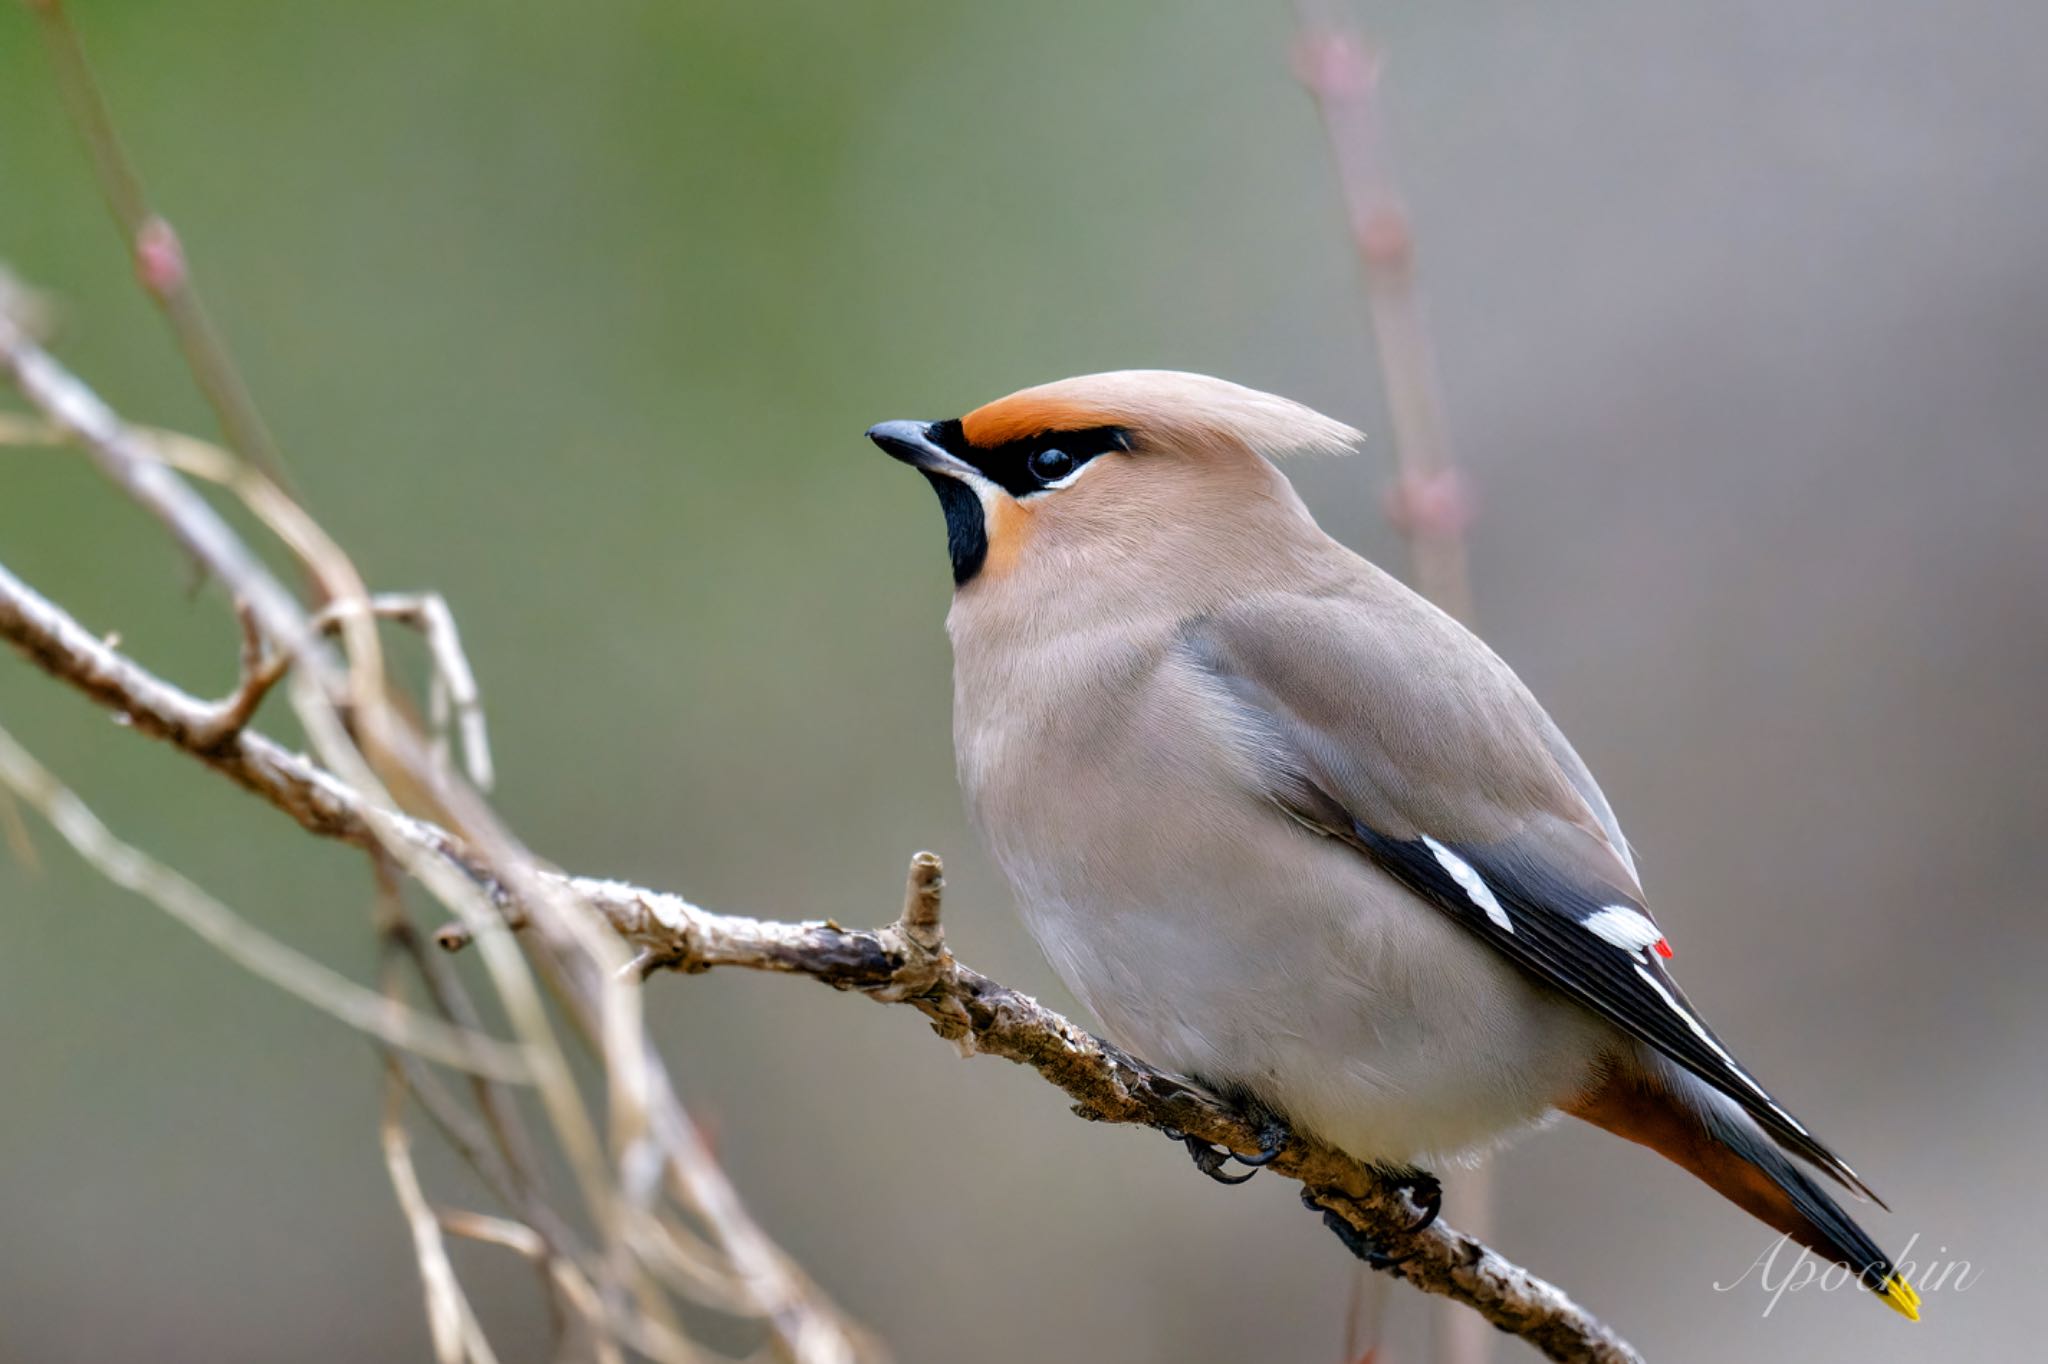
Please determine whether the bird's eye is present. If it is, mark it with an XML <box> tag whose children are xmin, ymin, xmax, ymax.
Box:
<box><xmin>1028</xmin><ymin>448</ymin><xmax>1076</xmax><ymax>483</ymax></box>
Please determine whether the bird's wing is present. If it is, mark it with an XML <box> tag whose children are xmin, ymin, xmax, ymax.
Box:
<box><xmin>1181</xmin><ymin>593</ymin><xmax>1876</xmax><ymax>1201</ymax></box>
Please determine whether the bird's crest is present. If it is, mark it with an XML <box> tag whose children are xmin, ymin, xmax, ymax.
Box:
<box><xmin>961</xmin><ymin>370</ymin><xmax>1361</xmax><ymax>462</ymax></box>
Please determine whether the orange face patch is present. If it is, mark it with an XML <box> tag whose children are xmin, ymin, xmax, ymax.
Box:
<box><xmin>977</xmin><ymin>494</ymin><xmax>1035</xmax><ymax>581</ymax></box>
<box><xmin>960</xmin><ymin>392</ymin><xmax>1122</xmax><ymax>450</ymax></box>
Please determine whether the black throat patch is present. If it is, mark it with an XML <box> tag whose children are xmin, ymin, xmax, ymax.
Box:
<box><xmin>920</xmin><ymin>470</ymin><xmax>987</xmax><ymax>585</ymax></box>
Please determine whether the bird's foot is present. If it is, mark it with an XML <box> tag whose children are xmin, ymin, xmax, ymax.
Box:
<box><xmin>1377</xmin><ymin>1164</ymin><xmax>1442</xmax><ymax>1232</ymax></box>
<box><xmin>1162</xmin><ymin>1108</ymin><xmax>1292</xmax><ymax>1186</ymax></box>
<box><xmin>1174</xmin><ymin>1131</ymin><xmax>1258</xmax><ymax>1184</ymax></box>
<box><xmin>1302</xmin><ymin>1188</ymin><xmax>1407</xmax><ymax>1269</ymax></box>
<box><xmin>1303</xmin><ymin>1169</ymin><xmax>1442</xmax><ymax>1267</ymax></box>
<box><xmin>1232</xmin><ymin>1111</ymin><xmax>1292</xmax><ymax>1168</ymax></box>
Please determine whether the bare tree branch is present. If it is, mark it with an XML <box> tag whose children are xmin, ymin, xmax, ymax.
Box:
<box><xmin>0</xmin><ymin>360</ymin><xmax>1643</xmax><ymax>1364</ymax></box>
<box><xmin>0</xmin><ymin>263</ymin><xmax>868</xmax><ymax>1362</ymax></box>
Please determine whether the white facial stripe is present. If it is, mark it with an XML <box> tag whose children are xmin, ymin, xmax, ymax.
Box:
<box><xmin>955</xmin><ymin>469</ymin><xmax>1007</xmax><ymax>517</ymax></box>
<box><xmin>1583</xmin><ymin>904</ymin><xmax>1664</xmax><ymax>952</ymax></box>
<box><xmin>1015</xmin><ymin>454</ymin><xmax>1108</xmax><ymax>498</ymax></box>
<box><xmin>1421</xmin><ymin>836</ymin><xmax>1513</xmax><ymax>933</ymax></box>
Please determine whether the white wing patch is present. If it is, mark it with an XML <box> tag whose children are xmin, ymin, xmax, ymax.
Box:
<box><xmin>1422</xmin><ymin>836</ymin><xmax>1513</xmax><ymax>933</ymax></box>
<box><xmin>1583</xmin><ymin>904</ymin><xmax>1664</xmax><ymax>953</ymax></box>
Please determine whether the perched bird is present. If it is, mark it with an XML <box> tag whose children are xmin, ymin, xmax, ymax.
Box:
<box><xmin>866</xmin><ymin>370</ymin><xmax>1917</xmax><ymax>1319</ymax></box>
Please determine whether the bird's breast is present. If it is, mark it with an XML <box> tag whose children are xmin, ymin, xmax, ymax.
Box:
<box><xmin>947</xmin><ymin>630</ymin><xmax>1608</xmax><ymax>1165</ymax></box>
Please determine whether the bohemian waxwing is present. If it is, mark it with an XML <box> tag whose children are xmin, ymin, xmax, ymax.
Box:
<box><xmin>865</xmin><ymin>369</ymin><xmax>1917</xmax><ymax>1319</ymax></box>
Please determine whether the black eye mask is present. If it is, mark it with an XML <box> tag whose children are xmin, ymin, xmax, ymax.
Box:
<box><xmin>926</xmin><ymin>420</ymin><xmax>1132</xmax><ymax>497</ymax></box>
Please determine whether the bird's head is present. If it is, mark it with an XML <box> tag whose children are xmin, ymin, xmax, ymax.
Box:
<box><xmin>866</xmin><ymin>370</ymin><xmax>1361</xmax><ymax>589</ymax></box>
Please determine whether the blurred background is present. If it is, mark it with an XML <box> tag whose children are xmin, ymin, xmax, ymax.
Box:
<box><xmin>0</xmin><ymin>0</ymin><xmax>2040</xmax><ymax>1360</ymax></box>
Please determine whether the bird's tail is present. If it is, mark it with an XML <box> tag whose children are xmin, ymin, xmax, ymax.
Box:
<box><xmin>1568</xmin><ymin>1054</ymin><xmax>1921</xmax><ymax>1320</ymax></box>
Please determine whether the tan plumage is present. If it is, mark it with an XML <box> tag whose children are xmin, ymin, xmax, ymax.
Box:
<box><xmin>865</xmin><ymin>370</ymin><xmax>1918</xmax><ymax>1319</ymax></box>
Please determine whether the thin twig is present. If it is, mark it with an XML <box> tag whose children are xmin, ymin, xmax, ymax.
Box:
<box><xmin>437</xmin><ymin>1208</ymin><xmax>549</xmax><ymax>1260</ymax></box>
<box><xmin>383</xmin><ymin>1061</ymin><xmax>504</xmax><ymax>1364</ymax></box>
<box><xmin>187</xmin><ymin>602</ymin><xmax>272</xmax><ymax>748</ymax></box>
<box><xmin>375</xmin><ymin>861</ymin><xmax>573</xmax><ymax>1347</ymax></box>
<box><xmin>385</xmin><ymin>888</ymin><xmax>559</xmax><ymax>1222</ymax></box>
<box><xmin>25</xmin><ymin>0</ymin><xmax>296</xmax><ymax>491</ymax></box>
<box><xmin>2</xmin><ymin>415</ymin><xmax>491</xmax><ymax>787</ymax></box>
<box><xmin>1293</xmin><ymin>1</ymin><xmax>1475</xmax><ymax>622</ymax></box>
<box><xmin>0</xmin><ymin>783</ymin><xmax>41</xmax><ymax>873</ymax></box>
<box><xmin>360</xmin><ymin>591</ymin><xmax>494</xmax><ymax>790</ymax></box>
<box><xmin>0</xmin><ymin>718</ymin><xmax>531</xmax><ymax>1082</ymax></box>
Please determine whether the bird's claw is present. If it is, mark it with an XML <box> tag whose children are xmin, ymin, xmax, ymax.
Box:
<box><xmin>1388</xmin><ymin>1167</ymin><xmax>1443</xmax><ymax>1232</ymax></box>
<box><xmin>1164</xmin><ymin>1112</ymin><xmax>1292</xmax><ymax>1185</ymax></box>
<box><xmin>1302</xmin><ymin>1188</ymin><xmax>1407</xmax><ymax>1269</ymax></box>
<box><xmin>1232</xmin><ymin>1114</ymin><xmax>1291</xmax><ymax>1167</ymax></box>
<box><xmin>1181</xmin><ymin>1133</ymin><xmax>1258</xmax><ymax>1184</ymax></box>
<box><xmin>1303</xmin><ymin>1169</ymin><xmax>1441</xmax><ymax>1267</ymax></box>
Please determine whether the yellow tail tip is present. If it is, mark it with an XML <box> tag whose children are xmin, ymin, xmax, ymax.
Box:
<box><xmin>1879</xmin><ymin>1274</ymin><xmax>1922</xmax><ymax>1321</ymax></box>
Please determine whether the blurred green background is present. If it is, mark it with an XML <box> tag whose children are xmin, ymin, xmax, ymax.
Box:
<box><xmin>1</xmin><ymin>1</ymin><xmax>2041</xmax><ymax>1360</ymax></box>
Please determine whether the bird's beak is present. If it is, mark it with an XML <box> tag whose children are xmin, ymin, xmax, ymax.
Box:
<box><xmin>866</xmin><ymin>420</ymin><xmax>976</xmax><ymax>479</ymax></box>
